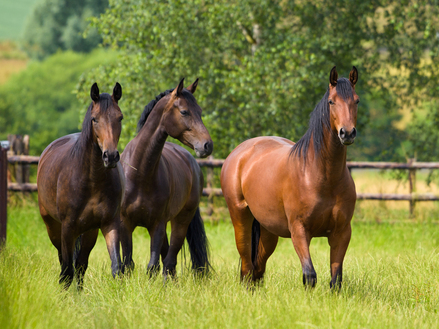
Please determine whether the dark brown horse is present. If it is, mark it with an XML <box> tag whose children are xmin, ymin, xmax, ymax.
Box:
<box><xmin>221</xmin><ymin>66</ymin><xmax>359</xmax><ymax>288</ymax></box>
<box><xmin>37</xmin><ymin>82</ymin><xmax>125</xmax><ymax>289</ymax></box>
<box><xmin>120</xmin><ymin>78</ymin><xmax>213</xmax><ymax>278</ymax></box>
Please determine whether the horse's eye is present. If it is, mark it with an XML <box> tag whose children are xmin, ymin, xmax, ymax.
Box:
<box><xmin>118</xmin><ymin>116</ymin><xmax>124</xmax><ymax>122</ymax></box>
<box><xmin>91</xmin><ymin>117</ymin><xmax>97</xmax><ymax>123</ymax></box>
<box><xmin>328</xmin><ymin>100</ymin><xmax>334</xmax><ymax>105</ymax></box>
<box><xmin>355</xmin><ymin>99</ymin><xmax>360</xmax><ymax>104</ymax></box>
<box><xmin>180</xmin><ymin>110</ymin><xmax>189</xmax><ymax>116</ymax></box>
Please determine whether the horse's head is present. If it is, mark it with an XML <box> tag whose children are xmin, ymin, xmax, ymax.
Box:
<box><xmin>160</xmin><ymin>78</ymin><xmax>213</xmax><ymax>158</ymax></box>
<box><xmin>90</xmin><ymin>82</ymin><xmax>123</xmax><ymax>168</ymax></box>
<box><xmin>328</xmin><ymin>66</ymin><xmax>359</xmax><ymax>146</ymax></box>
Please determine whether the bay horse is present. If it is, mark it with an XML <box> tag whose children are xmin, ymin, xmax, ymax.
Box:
<box><xmin>220</xmin><ymin>66</ymin><xmax>359</xmax><ymax>288</ymax></box>
<box><xmin>37</xmin><ymin>82</ymin><xmax>125</xmax><ymax>289</ymax></box>
<box><xmin>120</xmin><ymin>78</ymin><xmax>213</xmax><ymax>278</ymax></box>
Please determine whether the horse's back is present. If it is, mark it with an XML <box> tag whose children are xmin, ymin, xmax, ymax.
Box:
<box><xmin>222</xmin><ymin>136</ymin><xmax>293</xmax><ymax>181</ymax></box>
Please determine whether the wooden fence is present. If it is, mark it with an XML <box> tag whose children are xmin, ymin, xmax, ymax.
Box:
<box><xmin>2</xmin><ymin>147</ymin><xmax>439</xmax><ymax>245</ymax></box>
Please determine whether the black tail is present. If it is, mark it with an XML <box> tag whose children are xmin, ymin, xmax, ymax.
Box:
<box><xmin>73</xmin><ymin>234</ymin><xmax>83</xmax><ymax>266</ymax></box>
<box><xmin>251</xmin><ymin>219</ymin><xmax>260</xmax><ymax>270</ymax></box>
<box><xmin>186</xmin><ymin>208</ymin><xmax>212</xmax><ymax>275</ymax></box>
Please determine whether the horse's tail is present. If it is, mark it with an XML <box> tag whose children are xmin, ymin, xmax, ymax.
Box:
<box><xmin>73</xmin><ymin>234</ymin><xmax>82</xmax><ymax>265</ymax></box>
<box><xmin>251</xmin><ymin>219</ymin><xmax>261</xmax><ymax>270</ymax></box>
<box><xmin>186</xmin><ymin>208</ymin><xmax>211</xmax><ymax>275</ymax></box>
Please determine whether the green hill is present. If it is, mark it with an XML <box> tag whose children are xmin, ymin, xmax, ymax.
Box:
<box><xmin>0</xmin><ymin>0</ymin><xmax>40</xmax><ymax>40</ymax></box>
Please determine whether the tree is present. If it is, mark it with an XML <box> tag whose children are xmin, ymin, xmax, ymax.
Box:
<box><xmin>75</xmin><ymin>0</ymin><xmax>439</xmax><ymax>160</ymax></box>
<box><xmin>22</xmin><ymin>0</ymin><xmax>108</xmax><ymax>59</ymax></box>
<box><xmin>0</xmin><ymin>49</ymin><xmax>118</xmax><ymax>154</ymax></box>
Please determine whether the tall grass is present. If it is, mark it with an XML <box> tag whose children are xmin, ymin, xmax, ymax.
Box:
<box><xmin>1</xmin><ymin>195</ymin><xmax>439</xmax><ymax>328</ymax></box>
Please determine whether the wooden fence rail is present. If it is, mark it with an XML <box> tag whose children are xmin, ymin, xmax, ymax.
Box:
<box><xmin>3</xmin><ymin>154</ymin><xmax>439</xmax><ymax>210</ymax></box>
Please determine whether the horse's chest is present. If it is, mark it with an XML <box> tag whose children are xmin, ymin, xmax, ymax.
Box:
<box><xmin>297</xmin><ymin>191</ymin><xmax>355</xmax><ymax>237</ymax></box>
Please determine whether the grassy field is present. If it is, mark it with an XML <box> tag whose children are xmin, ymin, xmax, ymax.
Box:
<box><xmin>1</xmin><ymin>191</ymin><xmax>439</xmax><ymax>328</ymax></box>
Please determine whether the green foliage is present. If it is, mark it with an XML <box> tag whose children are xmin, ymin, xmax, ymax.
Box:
<box><xmin>22</xmin><ymin>0</ymin><xmax>108</xmax><ymax>59</ymax></box>
<box><xmin>74</xmin><ymin>0</ymin><xmax>439</xmax><ymax>160</ymax></box>
<box><xmin>0</xmin><ymin>49</ymin><xmax>119</xmax><ymax>155</ymax></box>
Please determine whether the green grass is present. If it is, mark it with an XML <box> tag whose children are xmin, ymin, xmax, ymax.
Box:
<box><xmin>0</xmin><ymin>0</ymin><xmax>39</xmax><ymax>40</ymax></box>
<box><xmin>1</xmin><ymin>200</ymin><xmax>439</xmax><ymax>328</ymax></box>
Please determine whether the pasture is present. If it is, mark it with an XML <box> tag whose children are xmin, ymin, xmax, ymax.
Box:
<box><xmin>1</xmin><ymin>188</ymin><xmax>439</xmax><ymax>328</ymax></box>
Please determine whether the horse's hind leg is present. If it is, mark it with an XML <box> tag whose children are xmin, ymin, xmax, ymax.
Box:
<box><xmin>162</xmin><ymin>213</ymin><xmax>193</xmax><ymax>279</ymax></box>
<box><xmin>290</xmin><ymin>222</ymin><xmax>317</xmax><ymax>287</ymax></box>
<box><xmin>74</xmin><ymin>229</ymin><xmax>99</xmax><ymax>290</ymax></box>
<box><xmin>147</xmin><ymin>221</ymin><xmax>167</xmax><ymax>276</ymax></box>
<box><xmin>228</xmin><ymin>203</ymin><xmax>255</xmax><ymax>281</ymax></box>
<box><xmin>328</xmin><ymin>224</ymin><xmax>351</xmax><ymax>289</ymax></box>
<box><xmin>253</xmin><ymin>225</ymin><xmax>279</xmax><ymax>282</ymax></box>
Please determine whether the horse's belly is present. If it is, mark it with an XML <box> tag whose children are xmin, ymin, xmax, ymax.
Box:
<box><xmin>245</xmin><ymin>198</ymin><xmax>291</xmax><ymax>238</ymax></box>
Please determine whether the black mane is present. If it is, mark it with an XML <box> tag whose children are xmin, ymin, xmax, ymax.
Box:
<box><xmin>136</xmin><ymin>89</ymin><xmax>199</xmax><ymax>133</ymax></box>
<box><xmin>136</xmin><ymin>89</ymin><xmax>174</xmax><ymax>133</ymax></box>
<box><xmin>72</xmin><ymin>93</ymin><xmax>113</xmax><ymax>155</ymax></box>
<box><xmin>290</xmin><ymin>78</ymin><xmax>354</xmax><ymax>159</ymax></box>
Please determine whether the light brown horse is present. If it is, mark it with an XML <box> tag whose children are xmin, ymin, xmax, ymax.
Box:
<box><xmin>221</xmin><ymin>66</ymin><xmax>359</xmax><ymax>288</ymax></box>
<box><xmin>37</xmin><ymin>83</ymin><xmax>125</xmax><ymax>289</ymax></box>
<box><xmin>120</xmin><ymin>78</ymin><xmax>213</xmax><ymax>278</ymax></box>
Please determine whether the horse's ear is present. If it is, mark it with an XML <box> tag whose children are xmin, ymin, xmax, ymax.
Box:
<box><xmin>186</xmin><ymin>78</ymin><xmax>199</xmax><ymax>94</ymax></box>
<box><xmin>172</xmin><ymin>78</ymin><xmax>185</xmax><ymax>97</ymax></box>
<box><xmin>349</xmin><ymin>66</ymin><xmax>358</xmax><ymax>86</ymax></box>
<box><xmin>112</xmin><ymin>82</ymin><xmax>122</xmax><ymax>102</ymax></box>
<box><xmin>329</xmin><ymin>66</ymin><xmax>338</xmax><ymax>87</ymax></box>
<box><xmin>90</xmin><ymin>83</ymin><xmax>100</xmax><ymax>102</ymax></box>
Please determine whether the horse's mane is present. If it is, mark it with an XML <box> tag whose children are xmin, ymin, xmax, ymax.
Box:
<box><xmin>136</xmin><ymin>88</ymin><xmax>198</xmax><ymax>133</ymax></box>
<box><xmin>290</xmin><ymin>78</ymin><xmax>355</xmax><ymax>160</ymax></box>
<box><xmin>71</xmin><ymin>93</ymin><xmax>113</xmax><ymax>156</ymax></box>
<box><xmin>136</xmin><ymin>89</ymin><xmax>174</xmax><ymax>133</ymax></box>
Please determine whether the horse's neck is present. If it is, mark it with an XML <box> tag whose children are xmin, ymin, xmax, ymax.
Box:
<box><xmin>307</xmin><ymin>129</ymin><xmax>347</xmax><ymax>183</ymax></box>
<box><xmin>132</xmin><ymin>107</ymin><xmax>168</xmax><ymax>180</ymax></box>
<box><xmin>73</xmin><ymin>135</ymin><xmax>107</xmax><ymax>183</ymax></box>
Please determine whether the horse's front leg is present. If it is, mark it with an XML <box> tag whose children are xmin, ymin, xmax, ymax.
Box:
<box><xmin>60</xmin><ymin>222</ymin><xmax>76</xmax><ymax>289</ymax></box>
<box><xmin>328</xmin><ymin>223</ymin><xmax>352</xmax><ymax>289</ymax></box>
<box><xmin>120</xmin><ymin>216</ymin><xmax>135</xmax><ymax>274</ymax></box>
<box><xmin>101</xmin><ymin>223</ymin><xmax>122</xmax><ymax>278</ymax></box>
<box><xmin>147</xmin><ymin>221</ymin><xmax>167</xmax><ymax>276</ymax></box>
<box><xmin>290</xmin><ymin>221</ymin><xmax>317</xmax><ymax>287</ymax></box>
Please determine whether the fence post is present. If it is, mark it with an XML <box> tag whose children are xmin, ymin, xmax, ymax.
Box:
<box><xmin>206</xmin><ymin>155</ymin><xmax>215</xmax><ymax>222</ymax></box>
<box><xmin>0</xmin><ymin>141</ymin><xmax>10</xmax><ymax>249</ymax></box>
<box><xmin>408</xmin><ymin>158</ymin><xmax>416</xmax><ymax>218</ymax></box>
<box><xmin>7</xmin><ymin>134</ymin><xmax>30</xmax><ymax>184</ymax></box>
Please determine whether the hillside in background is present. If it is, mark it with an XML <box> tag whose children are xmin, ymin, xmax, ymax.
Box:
<box><xmin>0</xmin><ymin>0</ymin><xmax>39</xmax><ymax>40</ymax></box>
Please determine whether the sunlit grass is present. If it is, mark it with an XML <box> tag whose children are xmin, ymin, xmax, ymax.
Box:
<box><xmin>1</xmin><ymin>194</ymin><xmax>439</xmax><ymax>328</ymax></box>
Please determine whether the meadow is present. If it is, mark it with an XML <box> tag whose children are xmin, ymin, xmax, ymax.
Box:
<box><xmin>2</xmin><ymin>169</ymin><xmax>439</xmax><ymax>329</ymax></box>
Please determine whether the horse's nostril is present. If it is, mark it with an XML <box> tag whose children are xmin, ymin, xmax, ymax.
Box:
<box><xmin>339</xmin><ymin>128</ymin><xmax>346</xmax><ymax>138</ymax></box>
<box><xmin>103</xmin><ymin>151</ymin><xmax>108</xmax><ymax>159</ymax></box>
<box><xmin>204</xmin><ymin>141</ymin><xmax>212</xmax><ymax>152</ymax></box>
<box><xmin>115</xmin><ymin>151</ymin><xmax>120</xmax><ymax>162</ymax></box>
<box><xmin>351</xmin><ymin>128</ymin><xmax>357</xmax><ymax>138</ymax></box>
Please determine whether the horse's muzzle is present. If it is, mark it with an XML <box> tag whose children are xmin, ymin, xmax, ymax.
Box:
<box><xmin>195</xmin><ymin>140</ymin><xmax>213</xmax><ymax>158</ymax></box>
<box><xmin>339</xmin><ymin>127</ymin><xmax>356</xmax><ymax>146</ymax></box>
<box><xmin>103</xmin><ymin>150</ymin><xmax>120</xmax><ymax>168</ymax></box>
